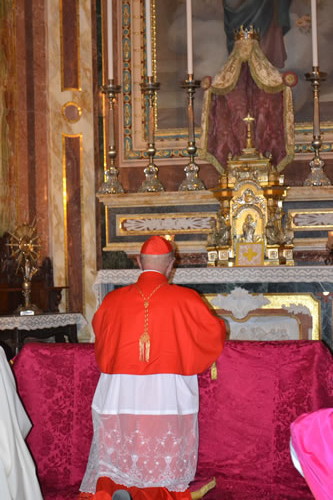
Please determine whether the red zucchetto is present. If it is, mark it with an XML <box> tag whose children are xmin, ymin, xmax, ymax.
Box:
<box><xmin>140</xmin><ymin>235</ymin><xmax>173</xmax><ymax>255</ymax></box>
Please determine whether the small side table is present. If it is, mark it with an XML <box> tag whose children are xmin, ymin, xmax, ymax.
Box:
<box><xmin>0</xmin><ymin>313</ymin><xmax>87</xmax><ymax>356</ymax></box>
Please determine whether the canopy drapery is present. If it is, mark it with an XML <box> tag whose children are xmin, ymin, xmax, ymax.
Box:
<box><xmin>200</xmin><ymin>37</ymin><xmax>295</xmax><ymax>173</ymax></box>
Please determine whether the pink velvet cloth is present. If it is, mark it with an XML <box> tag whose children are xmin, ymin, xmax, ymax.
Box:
<box><xmin>13</xmin><ymin>341</ymin><xmax>333</xmax><ymax>500</ymax></box>
<box><xmin>207</xmin><ymin>64</ymin><xmax>286</xmax><ymax>169</ymax></box>
<box><xmin>291</xmin><ymin>408</ymin><xmax>333</xmax><ymax>500</ymax></box>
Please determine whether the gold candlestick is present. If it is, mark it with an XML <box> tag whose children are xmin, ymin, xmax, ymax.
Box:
<box><xmin>99</xmin><ymin>79</ymin><xmax>124</xmax><ymax>194</ymax></box>
<box><xmin>139</xmin><ymin>77</ymin><xmax>164</xmax><ymax>192</ymax></box>
<box><xmin>304</xmin><ymin>67</ymin><xmax>331</xmax><ymax>186</ymax></box>
<box><xmin>178</xmin><ymin>74</ymin><xmax>205</xmax><ymax>191</ymax></box>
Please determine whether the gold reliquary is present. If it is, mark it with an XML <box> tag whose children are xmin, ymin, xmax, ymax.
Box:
<box><xmin>207</xmin><ymin>116</ymin><xmax>294</xmax><ymax>267</ymax></box>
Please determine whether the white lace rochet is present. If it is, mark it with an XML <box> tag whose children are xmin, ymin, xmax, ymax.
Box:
<box><xmin>80</xmin><ymin>373</ymin><xmax>199</xmax><ymax>493</ymax></box>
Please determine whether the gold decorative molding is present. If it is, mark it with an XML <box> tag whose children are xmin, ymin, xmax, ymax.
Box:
<box><xmin>99</xmin><ymin>188</ymin><xmax>333</xmax><ymax>254</ymax></box>
<box><xmin>206</xmin><ymin>292</ymin><xmax>320</xmax><ymax>340</ymax></box>
<box><xmin>117</xmin><ymin>212</ymin><xmax>216</xmax><ymax>236</ymax></box>
<box><xmin>62</xmin><ymin>101</ymin><xmax>82</xmax><ymax>123</ymax></box>
<box><xmin>290</xmin><ymin>208</ymin><xmax>333</xmax><ymax>230</ymax></box>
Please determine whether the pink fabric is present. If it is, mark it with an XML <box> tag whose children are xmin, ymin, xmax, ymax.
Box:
<box><xmin>207</xmin><ymin>64</ymin><xmax>286</xmax><ymax>169</ymax></box>
<box><xmin>13</xmin><ymin>341</ymin><xmax>333</xmax><ymax>500</ymax></box>
<box><xmin>291</xmin><ymin>408</ymin><xmax>333</xmax><ymax>500</ymax></box>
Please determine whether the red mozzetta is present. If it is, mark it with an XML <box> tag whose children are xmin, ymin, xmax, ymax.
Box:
<box><xmin>94</xmin><ymin>271</ymin><xmax>225</xmax><ymax>376</ymax></box>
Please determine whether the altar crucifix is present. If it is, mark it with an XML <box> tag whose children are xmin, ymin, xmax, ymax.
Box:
<box><xmin>243</xmin><ymin>113</ymin><xmax>255</xmax><ymax>151</ymax></box>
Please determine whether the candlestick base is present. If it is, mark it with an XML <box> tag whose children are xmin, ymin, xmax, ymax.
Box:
<box><xmin>304</xmin><ymin>156</ymin><xmax>331</xmax><ymax>186</ymax></box>
<box><xmin>178</xmin><ymin>160</ymin><xmax>206</xmax><ymax>191</ymax></box>
<box><xmin>98</xmin><ymin>167</ymin><xmax>125</xmax><ymax>194</ymax></box>
<box><xmin>138</xmin><ymin>163</ymin><xmax>164</xmax><ymax>192</ymax></box>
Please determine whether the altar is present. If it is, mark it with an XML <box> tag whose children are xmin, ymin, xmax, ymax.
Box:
<box><xmin>93</xmin><ymin>265</ymin><xmax>333</xmax><ymax>349</ymax></box>
<box><xmin>92</xmin><ymin>13</ymin><xmax>333</xmax><ymax>353</ymax></box>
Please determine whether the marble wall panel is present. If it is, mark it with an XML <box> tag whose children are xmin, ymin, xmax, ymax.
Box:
<box><xmin>0</xmin><ymin>1</ymin><xmax>17</xmax><ymax>234</ymax></box>
<box><xmin>60</xmin><ymin>0</ymin><xmax>79</xmax><ymax>90</ymax></box>
<box><xmin>6</xmin><ymin>0</ymin><xmax>50</xmax><ymax>257</ymax></box>
<box><xmin>47</xmin><ymin>0</ymin><xmax>98</xmax><ymax>338</ymax></box>
<box><xmin>63</xmin><ymin>135</ymin><xmax>83</xmax><ymax>312</ymax></box>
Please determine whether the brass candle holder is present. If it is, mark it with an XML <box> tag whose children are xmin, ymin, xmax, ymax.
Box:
<box><xmin>139</xmin><ymin>77</ymin><xmax>164</xmax><ymax>192</ymax></box>
<box><xmin>178</xmin><ymin>74</ymin><xmax>205</xmax><ymax>191</ymax></box>
<box><xmin>99</xmin><ymin>79</ymin><xmax>124</xmax><ymax>194</ymax></box>
<box><xmin>304</xmin><ymin>67</ymin><xmax>331</xmax><ymax>186</ymax></box>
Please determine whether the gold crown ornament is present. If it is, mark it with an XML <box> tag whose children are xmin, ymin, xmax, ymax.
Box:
<box><xmin>234</xmin><ymin>25</ymin><xmax>260</xmax><ymax>41</ymax></box>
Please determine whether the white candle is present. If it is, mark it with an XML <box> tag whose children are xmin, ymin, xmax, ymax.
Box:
<box><xmin>107</xmin><ymin>0</ymin><xmax>113</xmax><ymax>79</ymax></box>
<box><xmin>145</xmin><ymin>0</ymin><xmax>153</xmax><ymax>77</ymax></box>
<box><xmin>311</xmin><ymin>0</ymin><xmax>319</xmax><ymax>67</ymax></box>
<box><xmin>186</xmin><ymin>0</ymin><xmax>193</xmax><ymax>75</ymax></box>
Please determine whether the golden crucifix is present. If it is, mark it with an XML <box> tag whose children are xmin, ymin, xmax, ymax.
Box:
<box><xmin>243</xmin><ymin>113</ymin><xmax>255</xmax><ymax>149</ymax></box>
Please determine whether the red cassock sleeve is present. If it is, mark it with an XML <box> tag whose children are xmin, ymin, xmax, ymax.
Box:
<box><xmin>93</xmin><ymin>281</ymin><xmax>226</xmax><ymax>376</ymax></box>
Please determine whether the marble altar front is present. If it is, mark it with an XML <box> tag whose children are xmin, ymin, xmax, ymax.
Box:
<box><xmin>93</xmin><ymin>265</ymin><xmax>333</xmax><ymax>349</ymax></box>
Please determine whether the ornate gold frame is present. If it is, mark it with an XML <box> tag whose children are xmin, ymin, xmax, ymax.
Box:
<box><xmin>205</xmin><ymin>292</ymin><xmax>320</xmax><ymax>340</ymax></box>
<box><xmin>116</xmin><ymin>0</ymin><xmax>333</xmax><ymax>167</ymax></box>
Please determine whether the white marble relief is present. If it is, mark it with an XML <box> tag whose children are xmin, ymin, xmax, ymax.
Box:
<box><xmin>228</xmin><ymin>316</ymin><xmax>300</xmax><ymax>341</ymax></box>
<box><xmin>211</xmin><ymin>287</ymin><xmax>270</xmax><ymax>319</ymax></box>
<box><xmin>121</xmin><ymin>216</ymin><xmax>213</xmax><ymax>232</ymax></box>
<box><xmin>294</xmin><ymin>212</ymin><xmax>333</xmax><ymax>226</ymax></box>
<box><xmin>281</xmin><ymin>303</ymin><xmax>311</xmax><ymax>316</ymax></box>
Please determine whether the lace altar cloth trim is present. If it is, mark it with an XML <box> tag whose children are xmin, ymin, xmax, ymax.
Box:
<box><xmin>95</xmin><ymin>266</ymin><xmax>333</xmax><ymax>286</ymax></box>
<box><xmin>0</xmin><ymin>313</ymin><xmax>87</xmax><ymax>331</ymax></box>
<box><xmin>93</xmin><ymin>266</ymin><xmax>333</xmax><ymax>304</ymax></box>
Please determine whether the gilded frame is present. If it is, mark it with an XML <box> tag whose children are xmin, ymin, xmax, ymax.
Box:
<box><xmin>205</xmin><ymin>292</ymin><xmax>320</xmax><ymax>341</ymax></box>
<box><xmin>116</xmin><ymin>0</ymin><xmax>333</xmax><ymax>166</ymax></box>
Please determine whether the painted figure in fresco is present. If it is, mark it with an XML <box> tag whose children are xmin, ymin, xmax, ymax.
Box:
<box><xmin>223</xmin><ymin>0</ymin><xmax>292</xmax><ymax>68</ymax></box>
<box><xmin>165</xmin><ymin>0</ymin><xmax>333</xmax><ymax>125</ymax></box>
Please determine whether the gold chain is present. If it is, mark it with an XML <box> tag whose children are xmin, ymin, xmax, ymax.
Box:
<box><xmin>134</xmin><ymin>282</ymin><xmax>166</xmax><ymax>362</ymax></box>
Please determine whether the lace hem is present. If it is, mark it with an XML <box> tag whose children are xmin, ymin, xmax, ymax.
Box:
<box><xmin>80</xmin><ymin>411</ymin><xmax>198</xmax><ymax>493</ymax></box>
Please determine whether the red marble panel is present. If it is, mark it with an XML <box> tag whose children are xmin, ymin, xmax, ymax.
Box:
<box><xmin>32</xmin><ymin>0</ymin><xmax>49</xmax><ymax>258</ymax></box>
<box><xmin>13</xmin><ymin>0</ymin><xmax>49</xmax><ymax>258</ymax></box>
<box><xmin>60</xmin><ymin>0</ymin><xmax>79</xmax><ymax>90</ymax></box>
<box><xmin>14</xmin><ymin>0</ymin><xmax>30</xmax><ymax>223</ymax></box>
<box><xmin>0</xmin><ymin>2</ymin><xmax>19</xmax><ymax>230</ymax></box>
<box><xmin>64</xmin><ymin>136</ymin><xmax>83</xmax><ymax>312</ymax></box>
